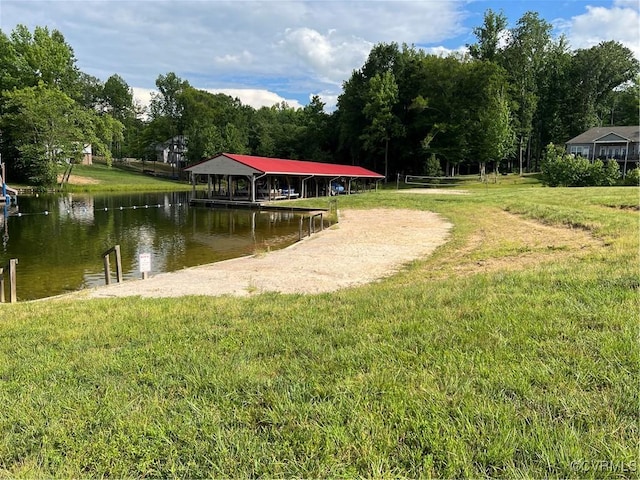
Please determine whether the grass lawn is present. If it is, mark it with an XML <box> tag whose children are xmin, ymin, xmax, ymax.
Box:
<box><xmin>15</xmin><ymin>160</ymin><xmax>195</xmax><ymax>193</ymax></box>
<box><xmin>0</xmin><ymin>182</ymin><xmax>638</xmax><ymax>477</ymax></box>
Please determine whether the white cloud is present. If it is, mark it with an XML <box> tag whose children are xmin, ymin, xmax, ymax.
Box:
<box><xmin>281</xmin><ymin>27</ymin><xmax>372</xmax><ymax>85</ymax></box>
<box><xmin>132</xmin><ymin>86</ymin><xmax>302</xmax><ymax>115</ymax></box>
<box><xmin>131</xmin><ymin>87</ymin><xmax>155</xmax><ymax>118</ymax></box>
<box><xmin>566</xmin><ymin>3</ymin><xmax>640</xmax><ymax>58</ymax></box>
<box><xmin>205</xmin><ymin>89</ymin><xmax>303</xmax><ymax>109</ymax></box>
<box><xmin>613</xmin><ymin>0</ymin><xmax>639</xmax><ymax>8</ymax></box>
<box><xmin>214</xmin><ymin>50</ymin><xmax>254</xmax><ymax>66</ymax></box>
<box><xmin>423</xmin><ymin>45</ymin><xmax>470</xmax><ymax>59</ymax></box>
<box><xmin>0</xmin><ymin>0</ymin><xmax>469</xmax><ymax>104</ymax></box>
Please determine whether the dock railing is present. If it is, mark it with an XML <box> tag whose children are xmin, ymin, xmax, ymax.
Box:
<box><xmin>102</xmin><ymin>245</ymin><xmax>123</xmax><ymax>285</ymax></box>
<box><xmin>298</xmin><ymin>212</ymin><xmax>328</xmax><ymax>240</ymax></box>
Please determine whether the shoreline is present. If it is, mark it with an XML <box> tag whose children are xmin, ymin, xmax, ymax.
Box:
<box><xmin>70</xmin><ymin>208</ymin><xmax>453</xmax><ymax>299</ymax></box>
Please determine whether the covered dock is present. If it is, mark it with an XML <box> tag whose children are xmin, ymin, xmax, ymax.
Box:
<box><xmin>184</xmin><ymin>153</ymin><xmax>384</xmax><ymax>207</ymax></box>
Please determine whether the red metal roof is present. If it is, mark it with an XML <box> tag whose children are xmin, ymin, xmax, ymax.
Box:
<box><xmin>189</xmin><ymin>153</ymin><xmax>384</xmax><ymax>178</ymax></box>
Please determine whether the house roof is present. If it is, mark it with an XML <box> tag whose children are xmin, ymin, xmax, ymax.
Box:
<box><xmin>185</xmin><ymin>153</ymin><xmax>385</xmax><ymax>179</ymax></box>
<box><xmin>566</xmin><ymin>126</ymin><xmax>640</xmax><ymax>144</ymax></box>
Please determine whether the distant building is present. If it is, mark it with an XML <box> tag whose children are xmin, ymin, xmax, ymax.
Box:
<box><xmin>565</xmin><ymin>126</ymin><xmax>639</xmax><ymax>174</ymax></box>
<box><xmin>156</xmin><ymin>135</ymin><xmax>188</xmax><ymax>168</ymax></box>
<box><xmin>81</xmin><ymin>144</ymin><xmax>92</xmax><ymax>165</ymax></box>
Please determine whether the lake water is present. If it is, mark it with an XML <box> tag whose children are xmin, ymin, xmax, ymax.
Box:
<box><xmin>0</xmin><ymin>191</ymin><xmax>305</xmax><ymax>301</ymax></box>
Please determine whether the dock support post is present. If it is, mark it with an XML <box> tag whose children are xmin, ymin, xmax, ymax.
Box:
<box><xmin>114</xmin><ymin>245</ymin><xmax>123</xmax><ymax>283</ymax></box>
<box><xmin>103</xmin><ymin>254</ymin><xmax>111</xmax><ymax>285</ymax></box>
<box><xmin>9</xmin><ymin>259</ymin><xmax>17</xmax><ymax>303</ymax></box>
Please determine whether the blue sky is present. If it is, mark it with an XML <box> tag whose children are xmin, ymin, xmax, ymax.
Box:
<box><xmin>1</xmin><ymin>0</ymin><xmax>638</xmax><ymax>112</ymax></box>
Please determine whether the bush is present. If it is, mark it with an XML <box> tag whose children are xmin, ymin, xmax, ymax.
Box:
<box><xmin>541</xmin><ymin>144</ymin><xmax>620</xmax><ymax>187</ymax></box>
<box><xmin>602</xmin><ymin>159</ymin><xmax>621</xmax><ymax>186</ymax></box>
<box><xmin>624</xmin><ymin>167</ymin><xmax>640</xmax><ymax>186</ymax></box>
<box><xmin>423</xmin><ymin>153</ymin><xmax>444</xmax><ymax>177</ymax></box>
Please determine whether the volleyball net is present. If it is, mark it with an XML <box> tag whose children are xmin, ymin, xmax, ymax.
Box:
<box><xmin>403</xmin><ymin>175</ymin><xmax>464</xmax><ymax>188</ymax></box>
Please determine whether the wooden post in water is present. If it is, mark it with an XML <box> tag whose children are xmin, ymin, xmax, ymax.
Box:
<box><xmin>9</xmin><ymin>259</ymin><xmax>17</xmax><ymax>303</ymax></box>
<box><xmin>0</xmin><ymin>260</ymin><xmax>18</xmax><ymax>303</ymax></box>
<box><xmin>103</xmin><ymin>252</ymin><xmax>111</xmax><ymax>285</ymax></box>
<box><xmin>114</xmin><ymin>245</ymin><xmax>123</xmax><ymax>283</ymax></box>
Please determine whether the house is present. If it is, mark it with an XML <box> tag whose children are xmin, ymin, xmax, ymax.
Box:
<box><xmin>156</xmin><ymin>135</ymin><xmax>188</xmax><ymax>168</ymax></box>
<box><xmin>565</xmin><ymin>126</ymin><xmax>639</xmax><ymax>174</ymax></box>
<box><xmin>184</xmin><ymin>153</ymin><xmax>384</xmax><ymax>206</ymax></box>
<box><xmin>81</xmin><ymin>144</ymin><xmax>92</xmax><ymax>165</ymax></box>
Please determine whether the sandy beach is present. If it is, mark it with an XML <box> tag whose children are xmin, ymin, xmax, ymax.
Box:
<box><xmin>78</xmin><ymin>208</ymin><xmax>453</xmax><ymax>299</ymax></box>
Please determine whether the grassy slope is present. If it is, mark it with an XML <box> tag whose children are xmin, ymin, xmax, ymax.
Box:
<box><xmin>51</xmin><ymin>161</ymin><xmax>192</xmax><ymax>192</ymax></box>
<box><xmin>0</xmin><ymin>181</ymin><xmax>638</xmax><ymax>478</ymax></box>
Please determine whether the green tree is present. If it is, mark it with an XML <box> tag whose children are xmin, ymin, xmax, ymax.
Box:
<box><xmin>501</xmin><ymin>12</ymin><xmax>552</xmax><ymax>173</ymax></box>
<box><xmin>76</xmin><ymin>72</ymin><xmax>104</xmax><ymax>110</ymax></box>
<box><xmin>101</xmin><ymin>74</ymin><xmax>135</xmax><ymax>122</ymax></box>
<box><xmin>337</xmin><ymin>43</ymin><xmax>402</xmax><ymax>169</ymax></box>
<box><xmin>567</xmin><ymin>41</ymin><xmax>639</xmax><ymax>134</ymax></box>
<box><xmin>1</xmin><ymin>83</ymin><xmax>124</xmax><ymax>184</ymax></box>
<box><xmin>298</xmin><ymin>95</ymin><xmax>332</xmax><ymax>162</ymax></box>
<box><xmin>475</xmin><ymin>86</ymin><xmax>515</xmax><ymax>176</ymax></box>
<box><xmin>5</xmin><ymin>25</ymin><xmax>80</xmax><ymax>95</ymax></box>
<box><xmin>468</xmin><ymin>9</ymin><xmax>508</xmax><ymax>62</ymax></box>
<box><xmin>149</xmin><ymin>72</ymin><xmax>190</xmax><ymax>140</ymax></box>
<box><xmin>608</xmin><ymin>76</ymin><xmax>640</xmax><ymax>126</ymax></box>
<box><xmin>534</xmin><ymin>36</ymin><xmax>573</xmax><ymax>152</ymax></box>
<box><xmin>2</xmin><ymin>85</ymin><xmax>93</xmax><ymax>185</ymax></box>
<box><xmin>362</xmin><ymin>70</ymin><xmax>403</xmax><ymax>180</ymax></box>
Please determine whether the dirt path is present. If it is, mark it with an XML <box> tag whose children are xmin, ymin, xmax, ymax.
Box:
<box><xmin>80</xmin><ymin>209</ymin><xmax>453</xmax><ymax>299</ymax></box>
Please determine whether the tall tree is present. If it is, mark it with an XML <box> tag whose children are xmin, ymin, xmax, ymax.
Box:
<box><xmin>148</xmin><ymin>72</ymin><xmax>190</xmax><ymax>140</ymax></box>
<box><xmin>534</xmin><ymin>36</ymin><xmax>573</xmax><ymax>154</ymax></box>
<box><xmin>361</xmin><ymin>70</ymin><xmax>403</xmax><ymax>180</ymax></box>
<box><xmin>337</xmin><ymin>43</ymin><xmax>402</xmax><ymax>169</ymax></box>
<box><xmin>1</xmin><ymin>84</ymin><xmax>119</xmax><ymax>185</ymax></box>
<box><xmin>567</xmin><ymin>41</ymin><xmax>639</xmax><ymax>134</ymax></box>
<box><xmin>5</xmin><ymin>25</ymin><xmax>80</xmax><ymax>95</ymax></box>
<box><xmin>468</xmin><ymin>9</ymin><xmax>508</xmax><ymax>62</ymax></box>
<box><xmin>501</xmin><ymin>11</ymin><xmax>552</xmax><ymax>173</ymax></box>
<box><xmin>609</xmin><ymin>75</ymin><xmax>640</xmax><ymax>126</ymax></box>
<box><xmin>297</xmin><ymin>95</ymin><xmax>332</xmax><ymax>162</ymax></box>
<box><xmin>101</xmin><ymin>74</ymin><xmax>135</xmax><ymax>122</ymax></box>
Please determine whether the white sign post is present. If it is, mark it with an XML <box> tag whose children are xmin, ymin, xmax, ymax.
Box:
<box><xmin>139</xmin><ymin>253</ymin><xmax>151</xmax><ymax>279</ymax></box>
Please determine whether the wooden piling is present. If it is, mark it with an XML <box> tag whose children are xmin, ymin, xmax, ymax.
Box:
<box><xmin>9</xmin><ymin>259</ymin><xmax>17</xmax><ymax>303</ymax></box>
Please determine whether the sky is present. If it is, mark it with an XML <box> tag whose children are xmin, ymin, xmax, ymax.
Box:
<box><xmin>1</xmin><ymin>0</ymin><xmax>639</xmax><ymax>113</ymax></box>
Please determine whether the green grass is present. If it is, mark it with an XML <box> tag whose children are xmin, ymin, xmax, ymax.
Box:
<box><xmin>0</xmin><ymin>182</ymin><xmax>638</xmax><ymax>478</ymax></box>
<box><xmin>53</xmin><ymin>160</ymin><xmax>193</xmax><ymax>193</ymax></box>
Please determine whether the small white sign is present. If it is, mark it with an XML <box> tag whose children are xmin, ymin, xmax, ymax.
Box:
<box><xmin>139</xmin><ymin>253</ymin><xmax>151</xmax><ymax>273</ymax></box>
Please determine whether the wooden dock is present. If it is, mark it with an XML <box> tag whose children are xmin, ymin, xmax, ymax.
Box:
<box><xmin>189</xmin><ymin>197</ymin><xmax>327</xmax><ymax>212</ymax></box>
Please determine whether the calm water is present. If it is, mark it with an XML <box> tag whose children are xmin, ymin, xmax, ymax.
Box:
<box><xmin>0</xmin><ymin>191</ymin><xmax>305</xmax><ymax>300</ymax></box>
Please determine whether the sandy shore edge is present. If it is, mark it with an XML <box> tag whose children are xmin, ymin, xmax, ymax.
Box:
<box><xmin>71</xmin><ymin>208</ymin><xmax>452</xmax><ymax>299</ymax></box>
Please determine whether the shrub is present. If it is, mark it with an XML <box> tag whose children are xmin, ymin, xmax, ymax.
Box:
<box><xmin>624</xmin><ymin>167</ymin><xmax>640</xmax><ymax>186</ymax></box>
<box><xmin>602</xmin><ymin>159</ymin><xmax>621</xmax><ymax>186</ymax></box>
<box><xmin>423</xmin><ymin>153</ymin><xmax>444</xmax><ymax>177</ymax></box>
<box><xmin>541</xmin><ymin>144</ymin><xmax>621</xmax><ymax>187</ymax></box>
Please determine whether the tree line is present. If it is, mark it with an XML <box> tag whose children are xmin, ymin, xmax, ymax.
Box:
<box><xmin>0</xmin><ymin>10</ymin><xmax>638</xmax><ymax>186</ymax></box>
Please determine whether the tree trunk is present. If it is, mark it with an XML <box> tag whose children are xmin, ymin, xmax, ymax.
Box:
<box><xmin>384</xmin><ymin>137</ymin><xmax>389</xmax><ymax>182</ymax></box>
<box><xmin>519</xmin><ymin>136</ymin><xmax>524</xmax><ymax>176</ymax></box>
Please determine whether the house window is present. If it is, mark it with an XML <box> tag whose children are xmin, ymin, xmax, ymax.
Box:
<box><xmin>570</xmin><ymin>146</ymin><xmax>589</xmax><ymax>157</ymax></box>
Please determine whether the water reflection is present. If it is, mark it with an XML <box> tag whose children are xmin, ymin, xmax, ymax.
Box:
<box><xmin>0</xmin><ymin>192</ymin><xmax>304</xmax><ymax>300</ymax></box>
